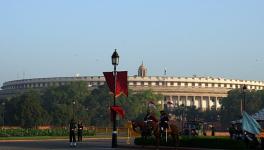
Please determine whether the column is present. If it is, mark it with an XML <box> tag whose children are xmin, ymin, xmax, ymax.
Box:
<box><xmin>212</xmin><ymin>97</ymin><xmax>216</xmax><ymax>110</ymax></box>
<box><xmin>216</xmin><ymin>97</ymin><xmax>221</xmax><ymax>109</ymax></box>
<box><xmin>206</xmin><ymin>97</ymin><xmax>210</xmax><ymax>110</ymax></box>
<box><xmin>168</xmin><ymin>96</ymin><xmax>173</xmax><ymax>109</ymax></box>
<box><xmin>172</xmin><ymin>96</ymin><xmax>178</xmax><ymax>108</ymax></box>
<box><xmin>185</xmin><ymin>96</ymin><xmax>187</xmax><ymax>106</ymax></box>
<box><xmin>179</xmin><ymin>96</ymin><xmax>184</xmax><ymax>106</ymax></box>
<box><xmin>192</xmin><ymin>96</ymin><xmax>195</xmax><ymax>106</ymax></box>
<box><xmin>194</xmin><ymin>96</ymin><xmax>199</xmax><ymax>109</ymax></box>
<box><xmin>202</xmin><ymin>96</ymin><xmax>208</xmax><ymax>110</ymax></box>
<box><xmin>186</xmin><ymin>96</ymin><xmax>191</xmax><ymax>107</ymax></box>
<box><xmin>199</xmin><ymin>96</ymin><xmax>202</xmax><ymax>109</ymax></box>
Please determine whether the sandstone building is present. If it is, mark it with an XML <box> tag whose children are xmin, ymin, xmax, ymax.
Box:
<box><xmin>1</xmin><ymin>64</ymin><xmax>264</xmax><ymax>110</ymax></box>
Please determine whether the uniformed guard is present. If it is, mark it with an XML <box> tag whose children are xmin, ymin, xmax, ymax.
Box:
<box><xmin>77</xmin><ymin>121</ymin><xmax>83</xmax><ymax>142</ymax></box>
<box><xmin>159</xmin><ymin>110</ymin><xmax>169</xmax><ymax>132</ymax></box>
<box><xmin>69</xmin><ymin>119</ymin><xmax>77</xmax><ymax>147</ymax></box>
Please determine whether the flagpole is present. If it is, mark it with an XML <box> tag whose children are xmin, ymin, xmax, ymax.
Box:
<box><xmin>112</xmin><ymin>64</ymin><xmax>117</xmax><ymax>148</ymax></box>
<box><xmin>242</xmin><ymin>85</ymin><xmax>247</xmax><ymax>112</ymax></box>
<box><xmin>111</xmin><ymin>49</ymin><xmax>119</xmax><ymax>148</ymax></box>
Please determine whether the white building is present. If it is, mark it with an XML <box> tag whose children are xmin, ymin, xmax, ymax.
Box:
<box><xmin>1</xmin><ymin>63</ymin><xmax>264</xmax><ymax>110</ymax></box>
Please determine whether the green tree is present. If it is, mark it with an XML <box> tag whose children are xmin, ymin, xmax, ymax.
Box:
<box><xmin>41</xmin><ymin>81</ymin><xmax>90</xmax><ymax>126</ymax></box>
<box><xmin>220</xmin><ymin>89</ymin><xmax>264</xmax><ymax>128</ymax></box>
<box><xmin>201</xmin><ymin>109</ymin><xmax>220</xmax><ymax>122</ymax></box>
<box><xmin>4</xmin><ymin>96</ymin><xmax>21</xmax><ymax>126</ymax></box>
<box><xmin>83</xmin><ymin>85</ymin><xmax>112</xmax><ymax>126</ymax></box>
<box><xmin>119</xmin><ymin>90</ymin><xmax>163</xmax><ymax>122</ymax></box>
<box><xmin>83</xmin><ymin>86</ymin><xmax>163</xmax><ymax>126</ymax></box>
<box><xmin>17</xmin><ymin>91</ymin><xmax>48</xmax><ymax>128</ymax></box>
<box><xmin>185</xmin><ymin>106</ymin><xmax>202</xmax><ymax>121</ymax></box>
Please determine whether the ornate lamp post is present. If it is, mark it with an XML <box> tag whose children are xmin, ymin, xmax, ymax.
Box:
<box><xmin>111</xmin><ymin>49</ymin><xmax>119</xmax><ymax>148</ymax></box>
<box><xmin>72</xmin><ymin>100</ymin><xmax>76</xmax><ymax>120</ymax></box>
<box><xmin>242</xmin><ymin>84</ymin><xmax>247</xmax><ymax>112</ymax></box>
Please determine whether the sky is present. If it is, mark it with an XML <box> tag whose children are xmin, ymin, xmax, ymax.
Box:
<box><xmin>0</xmin><ymin>0</ymin><xmax>264</xmax><ymax>87</ymax></box>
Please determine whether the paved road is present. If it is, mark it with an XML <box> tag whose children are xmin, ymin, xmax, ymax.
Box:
<box><xmin>0</xmin><ymin>138</ymin><xmax>177</xmax><ymax>150</ymax></box>
<box><xmin>0</xmin><ymin>138</ymin><xmax>129</xmax><ymax>150</ymax></box>
<box><xmin>0</xmin><ymin>138</ymin><xmax>219</xmax><ymax>150</ymax></box>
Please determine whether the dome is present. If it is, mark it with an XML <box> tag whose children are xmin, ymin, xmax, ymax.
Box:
<box><xmin>138</xmin><ymin>62</ymin><xmax>147</xmax><ymax>77</ymax></box>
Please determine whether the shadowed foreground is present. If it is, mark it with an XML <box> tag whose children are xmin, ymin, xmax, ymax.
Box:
<box><xmin>0</xmin><ymin>138</ymin><xmax>217</xmax><ymax>150</ymax></box>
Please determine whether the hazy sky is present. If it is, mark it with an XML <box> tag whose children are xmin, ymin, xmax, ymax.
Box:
<box><xmin>0</xmin><ymin>0</ymin><xmax>264</xmax><ymax>86</ymax></box>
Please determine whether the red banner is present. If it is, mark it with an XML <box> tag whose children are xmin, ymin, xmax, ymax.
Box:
<box><xmin>116</xmin><ymin>71</ymin><xmax>128</xmax><ymax>97</ymax></box>
<box><xmin>103</xmin><ymin>71</ymin><xmax>128</xmax><ymax>97</ymax></box>
<box><xmin>103</xmin><ymin>72</ymin><xmax>115</xmax><ymax>93</ymax></box>
<box><xmin>111</xmin><ymin>106</ymin><xmax>125</xmax><ymax>119</ymax></box>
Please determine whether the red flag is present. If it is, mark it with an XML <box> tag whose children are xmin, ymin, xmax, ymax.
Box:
<box><xmin>111</xmin><ymin>106</ymin><xmax>125</xmax><ymax>119</ymax></box>
<box><xmin>103</xmin><ymin>71</ymin><xmax>128</xmax><ymax>97</ymax></box>
<box><xmin>103</xmin><ymin>72</ymin><xmax>115</xmax><ymax>93</ymax></box>
<box><xmin>116</xmin><ymin>71</ymin><xmax>128</xmax><ymax>97</ymax></box>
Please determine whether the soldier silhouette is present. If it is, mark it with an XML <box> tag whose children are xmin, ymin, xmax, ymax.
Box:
<box><xmin>69</xmin><ymin>119</ymin><xmax>77</xmax><ymax>147</ymax></box>
<box><xmin>160</xmin><ymin>110</ymin><xmax>169</xmax><ymax>132</ymax></box>
<box><xmin>77</xmin><ymin>121</ymin><xmax>83</xmax><ymax>142</ymax></box>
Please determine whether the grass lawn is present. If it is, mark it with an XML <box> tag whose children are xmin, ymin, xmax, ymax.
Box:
<box><xmin>0</xmin><ymin>136</ymin><xmax>68</xmax><ymax>140</ymax></box>
<box><xmin>0</xmin><ymin>135</ymin><xmax>124</xmax><ymax>140</ymax></box>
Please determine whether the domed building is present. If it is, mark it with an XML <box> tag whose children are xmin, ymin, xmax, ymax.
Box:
<box><xmin>1</xmin><ymin>63</ymin><xmax>264</xmax><ymax>111</ymax></box>
<box><xmin>138</xmin><ymin>62</ymin><xmax>147</xmax><ymax>77</ymax></box>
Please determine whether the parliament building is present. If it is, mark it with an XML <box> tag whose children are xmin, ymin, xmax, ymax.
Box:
<box><xmin>1</xmin><ymin>63</ymin><xmax>264</xmax><ymax>110</ymax></box>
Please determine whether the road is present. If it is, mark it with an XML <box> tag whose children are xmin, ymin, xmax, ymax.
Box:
<box><xmin>0</xmin><ymin>138</ymin><xmax>220</xmax><ymax>150</ymax></box>
<box><xmin>1</xmin><ymin>138</ymin><xmax>125</xmax><ymax>150</ymax></box>
<box><xmin>0</xmin><ymin>138</ymin><xmax>174</xmax><ymax>150</ymax></box>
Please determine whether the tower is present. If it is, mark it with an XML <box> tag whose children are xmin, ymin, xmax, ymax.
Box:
<box><xmin>138</xmin><ymin>62</ymin><xmax>147</xmax><ymax>77</ymax></box>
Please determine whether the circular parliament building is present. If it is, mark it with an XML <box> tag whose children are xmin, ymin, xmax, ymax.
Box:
<box><xmin>1</xmin><ymin>63</ymin><xmax>264</xmax><ymax>111</ymax></box>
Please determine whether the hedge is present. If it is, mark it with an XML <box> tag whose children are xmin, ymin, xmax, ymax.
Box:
<box><xmin>134</xmin><ymin>136</ymin><xmax>251</xmax><ymax>149</ymax></box>
<box><xmin>0</xmin><ymin>128</ymin><xmax>96</xmax><ymax>137</ymax></box>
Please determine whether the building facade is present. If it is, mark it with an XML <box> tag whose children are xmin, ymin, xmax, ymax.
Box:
<box><xmin>1</xmin><ymin>64</ymin><xmax>264</xmax><ymax>110</ymax></box>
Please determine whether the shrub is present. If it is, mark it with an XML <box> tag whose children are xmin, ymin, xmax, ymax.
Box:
<box><xmin>134</xmin><ymin>136</ymin><xmax>248</xmax><ymax>149</ymax></box>
<box><xmin>0</xmin><ymin>128</ymin><xmax>96</xmax><ymax>137</ymax></box>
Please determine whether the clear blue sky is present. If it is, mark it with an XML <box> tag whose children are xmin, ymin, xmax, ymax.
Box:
<box><xmin>0</xmin><ymin>0</ymin><xmax>264</xmax><ymax>86</ymax></box>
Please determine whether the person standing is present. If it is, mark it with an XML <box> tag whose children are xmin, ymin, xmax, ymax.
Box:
<box><xmin>144</xmin><ymin>109</ymin><xmax>158</xmax><ymax>123</ymax></box>
<box><xmin>211</xmin><ymin>125</ymin><xmax>215</xmax><ymax>136</ymax></box>
<box><xmin>160</xmin><ymin>110</ymin><xmax>169</xmax><ymax>132</ymax></box>
<box><xmin>77</xmin><ymin>121</ymin><xmax>83</xmax><ymax>142</ymax></box>
<box><xmin>229</xmin><ymin>124</ymin><xmax>235</xmax><ymax>139</ymax></box>
<box><xmin>143</xmin><ymin>109</ymin><xmax>158</xmax><ymax>136</ymax></box>
<box><xmin>69</xmin><ymin>119</ymin><xmax>77</xmax><ymax>147</ymax></box>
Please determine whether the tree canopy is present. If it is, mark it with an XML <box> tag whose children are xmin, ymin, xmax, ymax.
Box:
<box><xmin>3</xmin><ymin>82</ymin><xmax>263</xmax><ymax>129</ymax></box>
<box><xmin>1</xmin><ymin>82</ymin><xmax>163</xmax><ymax>128</ymax></box>
<box><xmin>220</xmin><ymin>89</ymin><xmax>264</xmax><ymax>127</ymax></box>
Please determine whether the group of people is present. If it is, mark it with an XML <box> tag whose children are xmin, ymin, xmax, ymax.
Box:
<box><xmin>68</xmin><ymin>110</ymin><xmax>170</xmax><ymax>146</ymax></box>
<box><xmin>228</xmin><ymin>123</ymin><xmax>260</xmax><ymax>148</ymax></box>
<box><xmin>69</xmin><ymin>119</ymin><xmax>84</xmax><ymax>147</ymax></box>
<box><xmin>144</xmin><ymin>109</ymin><xmax>170</xmax><ymax>135</ymax></box>
<box><xmin>228</xmin><ymin>123</ymin><xmax>244</xmax><ymax>140</ymax></box>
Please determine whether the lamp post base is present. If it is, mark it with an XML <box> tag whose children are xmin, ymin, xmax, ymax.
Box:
<box><xmin>112</xmin><ymin>131</ymin><xmax>117</xmax><ymax>148</ymax></box>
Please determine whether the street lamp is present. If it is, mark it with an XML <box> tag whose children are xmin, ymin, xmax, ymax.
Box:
<box><xmin>111</xmin><ymin>49</ymin><xmax>119</xmax><ymax>148</ymax></box>
<box><xmin>242</xmin><ymin>84</ymin><xmax>247</xmax><ymax>112</ymax></box>
<box><xmin>72</xmin><ymin>100</ymin><xmax>76</xmax><ymax>120</ymax></box>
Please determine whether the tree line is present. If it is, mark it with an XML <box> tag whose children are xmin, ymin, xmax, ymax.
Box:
<box><xmin>170</xmin><ymin>89</ymin><xmax>264</xmax><ymax>129</ymax></box>
<box><xmin>0</xmin><ymin>82</ymin><xmax>162</xmax><ymax>128</ymax></box>
<box><xmin>220</xmin><ymin>89</ymin><xmax>264</xmax><ymax>128</ymax></box>
<box><xmin>1</xmin><ymin>82</ymin><xmax>264</xmax><ymax>129</ymax></box>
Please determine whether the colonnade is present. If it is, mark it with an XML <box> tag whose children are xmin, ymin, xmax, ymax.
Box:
<box><xmin>164</xmin><ymin>95</ymin><xmax>222</xmax><ymax>110</ymax></box>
